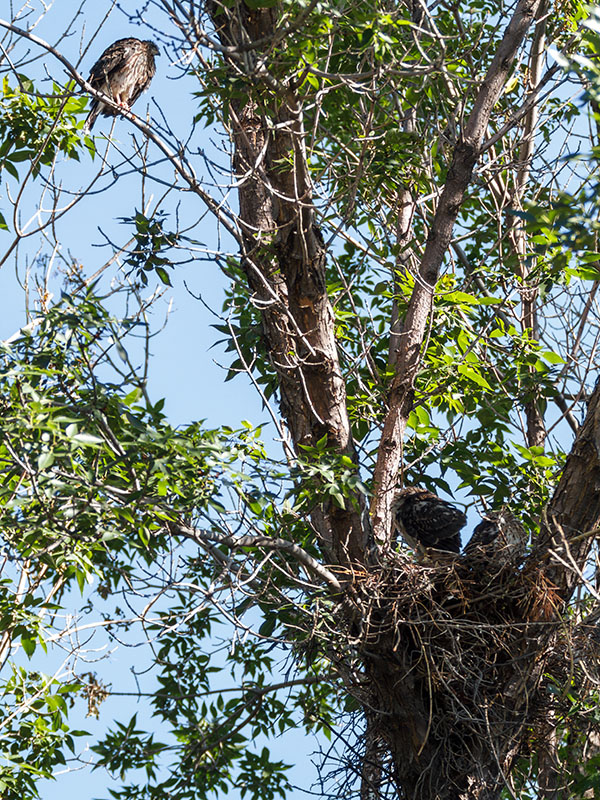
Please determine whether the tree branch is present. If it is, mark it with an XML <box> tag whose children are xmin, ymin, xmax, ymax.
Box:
<box><xmin>370</xmin><ymin>0</ymin><xmax>544</xmax><ymax>547</ymax></box>
<box><xmin>171</xmin><ymin>521</ymin><xmax>344</xmax><ymax>592</ymax></box>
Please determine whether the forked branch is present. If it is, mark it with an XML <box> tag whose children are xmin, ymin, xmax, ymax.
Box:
<box><xmin>370</xmin><ymin>0</ymin><xmax>544</xmax><ymax>548</ymax></box>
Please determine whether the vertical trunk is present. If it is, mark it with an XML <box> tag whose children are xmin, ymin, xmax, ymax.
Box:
<box><xmin>539</xmin><ymin>378</ymin><xmax>600</xmax><ymax>594</ymax></box>
<box><xmin>537</xmin><ymin>714</ymin><xmax>561</xmax><ymax>799</ymax></box>
<box><xmin>364</xmin><ymin>653</ymin><xmax>510</xmax><ymax>800</ymax></box>
<box><xmin>201</xmin><ymin>4</ymin><xmax>598</xmax><ymax>799</ymax></box>
<box><xmin>208</xmin><ymin>0</ymin><xmax>367</xmax><ymax>564</ymax></box>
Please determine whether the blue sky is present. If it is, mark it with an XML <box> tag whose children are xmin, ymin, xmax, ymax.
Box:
<box><xmin>1</xmin><ymin>2</ymin><xmax>589</xmax><ymax>798</ymax></box>
<box><xmin>1</xmin><ymin>0</ymin><xmax>267</xmax><ymax>429</ymax></box>
<box><xmin>0</xmin><ymin>2</ymin><xmax>323</xmax><ymax>798</ymax></box>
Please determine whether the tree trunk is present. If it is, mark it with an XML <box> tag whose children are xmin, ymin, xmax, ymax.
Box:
<box><xmin>208</xmin><ymin>0</ymin><xmax>367</xmax><ymax>565</ymax></box>
<box><xmin>205</xmin><ymin>1</ymin><xmax>600</xmax><ymax>797</ymax></box>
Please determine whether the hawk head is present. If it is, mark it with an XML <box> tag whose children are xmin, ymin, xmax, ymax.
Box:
<box><xmin>464</xmin><ymin>508</ymin><xmax>527</xmax><ymax>562</ymax></box>
<box><xmin>144</xmin><ymin>41</ymin><xmax>161</xmax><ymax>57</ymax></box>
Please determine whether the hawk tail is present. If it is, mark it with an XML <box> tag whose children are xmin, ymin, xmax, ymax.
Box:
<box><xmin>84</xmin><ymin>103</ymin><xmax>99</xmax><ymax>133</ymax></box>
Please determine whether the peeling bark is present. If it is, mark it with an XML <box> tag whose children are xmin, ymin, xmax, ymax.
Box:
<box><xmin>208</xmin><ymin>0</ymin><xmax>367</xmax><ymax>564</ymax></box>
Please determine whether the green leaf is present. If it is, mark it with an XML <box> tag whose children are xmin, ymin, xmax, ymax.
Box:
<box><xmin>540</xmin><ymin>350</ymin><xmax>565</xmax><ymax>365</ymax></box>
<box><xmin>457</xmin><ymin>364</ymin><xmax>491</xmax><ymax>390</ymax></box>
<box><xmin>259</xmin><ymin>616</ymin><xmax>277</xmax><ymax>637</ymax></box>
<box><xmin>21</xmin><ymin>637</ymin><xmax>36</xmax><ymax>657</ymax></box>
<box><xmin>70</xmin><ymin>433</ymin><xmax>104</xmax><ymax>446</ymax></box>
<box><xmin>155</xmin><ymin>266</ymin><xmax>172</xmax><ymax>286</ymax></box>
<box><xmin>112</xmin><ymin>336</ymin><xmax>128</xmax><ymax>362</ymax></box>
<box><xmin>442</xmin><ymin>290</ymin><xmax>481</xmax><ymax>304</ymax></box>
<box><xmin>37</xmin><ymin>451</ymin><xmax>55</xmax><ymax>469</ymax></box>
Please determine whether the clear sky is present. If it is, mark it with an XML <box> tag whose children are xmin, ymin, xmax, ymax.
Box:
<box><xmin>2</xmin><ymin>3</ymin><xmax>584</xmax><ymax>798</ymax></box>
<box><xmin>1</xmin><ymin>2</ymin><xmax>320</xmax><ymax>799</ymax></box>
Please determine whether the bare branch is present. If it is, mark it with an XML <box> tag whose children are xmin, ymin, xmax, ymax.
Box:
<box><xmin>171</xmin><ymin>520</ymin><xmax>344</xmax><ymax>592</ymax></box>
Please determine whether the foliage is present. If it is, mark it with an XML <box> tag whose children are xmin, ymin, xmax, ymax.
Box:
<box><xmin>0</xmin><ymin>76</ymin><xmax>91</xmax><ymax>230</ymax></box>
<box><xmin>1</xmin><ymin>0</ymin><xmax>600</xmax><ymax>799</ymax></box>
<box><xmin>0</xmin><ymin>285</ymin><xmax>344</xmax><ymax>798</ymax></box>
<box><xmin>0</xmin><ymin>668</ymin><xmax>85</xmax><ymax>799</ymax></box>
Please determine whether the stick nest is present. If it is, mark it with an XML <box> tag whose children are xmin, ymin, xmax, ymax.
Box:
<box><xmin>322</xmin><ymin>548</ymin><xmax>600</xmax><ymax>792</ymax></box>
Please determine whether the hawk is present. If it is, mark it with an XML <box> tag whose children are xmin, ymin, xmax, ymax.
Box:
<box><xmin>392</xmin><ymin>487</ymin><xmax>466</xmax><ymax>554</ymax></box>
<box><xmin>464</xmin><ymin>508</ymin><xmax>527</xmax><ymax>563</ymax></box>
<box><xmin>84</xmin><ymin>38</ymin><xmax>160</xmax><ymax>132</ymax></box>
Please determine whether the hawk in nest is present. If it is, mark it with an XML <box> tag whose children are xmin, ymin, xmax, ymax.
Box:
<box><xmin>392</xmin><ymin>487</ymin><xmax>466</xmax><ymax>554</ymax></box>
<box><xmin>84</xmin><ymin>38</ymin><xmax>160</xmax><ymax>132</ymax></box>
<box><xmin>464</xmin><ymin>508</ymin><xmax>527</xmax><ymax>563</ymax></box>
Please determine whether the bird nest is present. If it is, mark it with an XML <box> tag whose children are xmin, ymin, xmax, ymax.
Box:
<box><xmin>321</xmin><ymin>548</ymin><xmax>598</xmax><ymax>792</ymax></box>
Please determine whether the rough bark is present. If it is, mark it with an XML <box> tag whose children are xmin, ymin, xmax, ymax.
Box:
<box><xmin>203</xmin><ymin>2</ymin><xmax>599</xmax><ymax>798</ymax></box>
<box><xmin>353</xmin><ymin>563</ymin><xmax>554</xmax><ymax>800</ymax></box>
<box><xmin>539</xmin><ymin>377</ymin><xmax>600</xmax><ymax>596</ymax></box>
<box><xmin>208</xmin><ymin>0</ymin><xmax>367</xmax><ymax>565</ymax></box>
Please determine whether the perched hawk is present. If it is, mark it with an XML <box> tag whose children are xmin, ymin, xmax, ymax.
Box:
<box><xmin>392</xmin><ymin>487</ymin><xmax>466</xmax><ymax>553</ymax></box>
<box><xmin>464</xmin><ymin>508</ymin><xmax>527</xmax><ymax>563</ymax></box>
<box><xmin>84</xmin><ymin>38</ymin><xmax>159</xmax><ymax>132</ymax></box>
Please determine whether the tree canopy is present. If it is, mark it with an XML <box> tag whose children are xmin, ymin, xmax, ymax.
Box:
<box><xmin>1</xmin><ymin>0</ymin><xmax>600</xmax><ymax>798</ymax></box>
